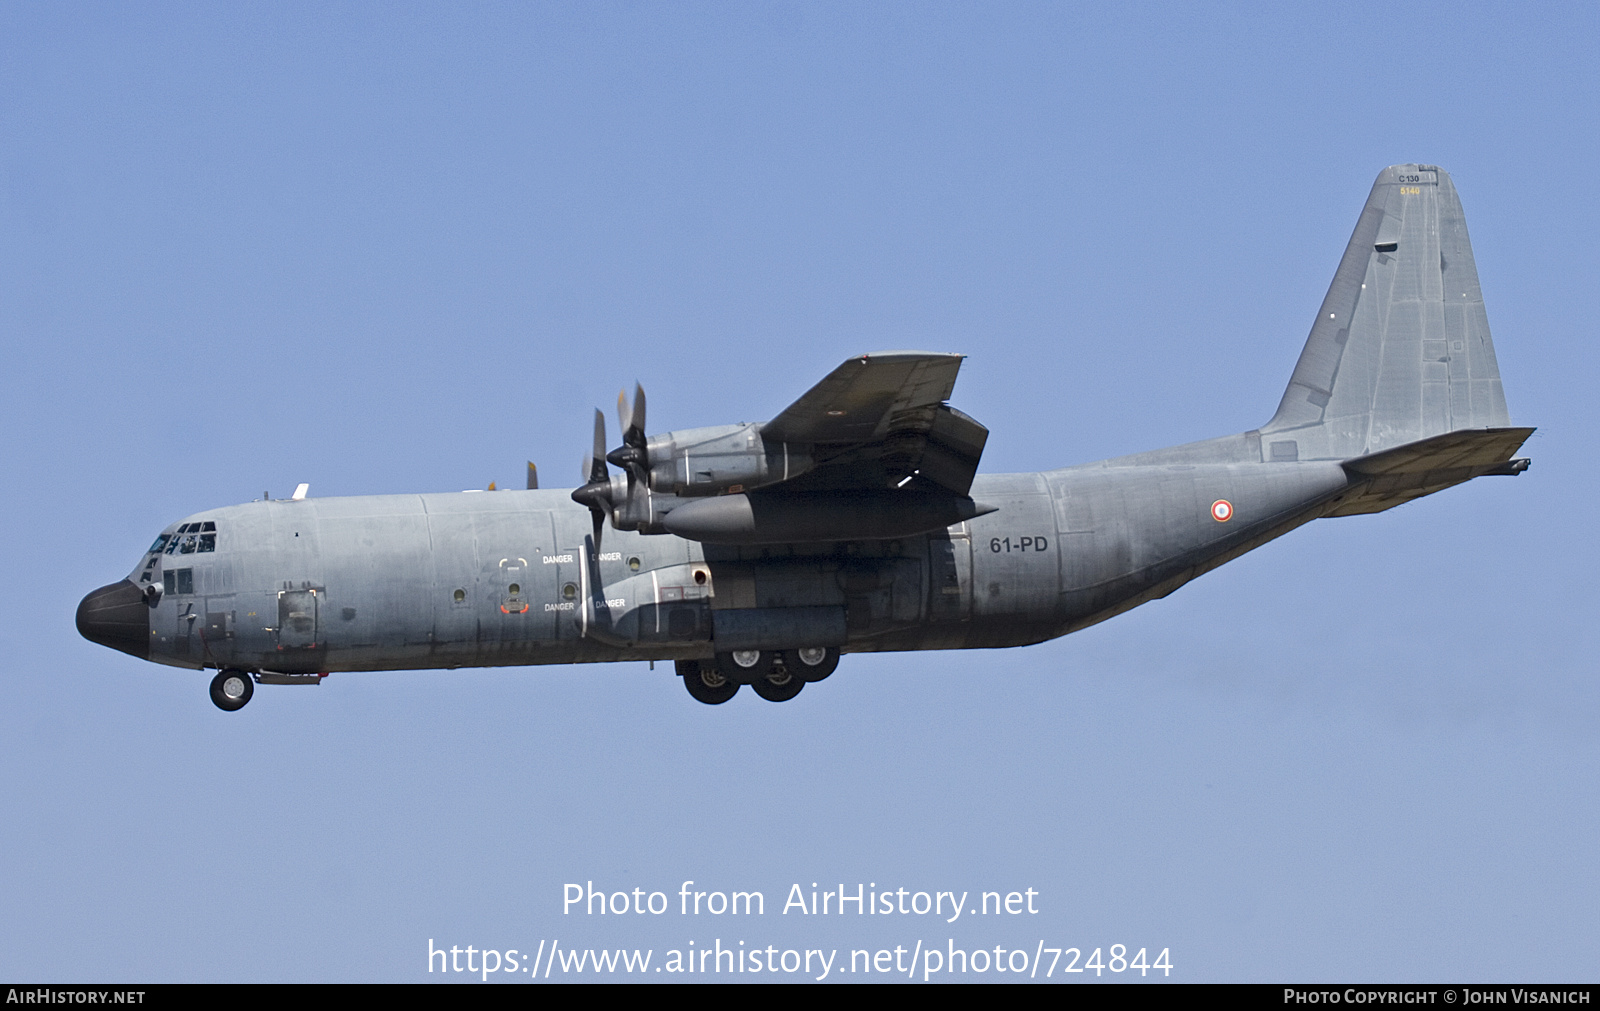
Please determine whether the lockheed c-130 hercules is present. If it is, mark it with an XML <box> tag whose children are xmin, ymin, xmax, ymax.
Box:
<box><xmin>78</xmin><ymin>165</ymin><xmax>1532</xmax><ymax>710</ymax></box>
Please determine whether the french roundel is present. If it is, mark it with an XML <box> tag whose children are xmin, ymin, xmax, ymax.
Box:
<box><xmin>1211</xmin><ymin>499</ymin><xmax>1233</xmax><ymax>522</ymax></box>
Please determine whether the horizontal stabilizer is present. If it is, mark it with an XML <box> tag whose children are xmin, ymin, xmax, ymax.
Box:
<box><xmin>1329</xmin><ymin>427</ymin><xmax>1533</xmax><ymax>516</ymax></box>
<box><xmin>1343</xmin><ymin>426</ymin><xmax>1534</xmax><ymax>476</ymax></box>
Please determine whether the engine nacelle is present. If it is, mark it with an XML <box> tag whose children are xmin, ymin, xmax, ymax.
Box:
<box><xmin>643</xmin><ymin>423</ymin><xmax>815</xmax><ymax>496</ymax></box>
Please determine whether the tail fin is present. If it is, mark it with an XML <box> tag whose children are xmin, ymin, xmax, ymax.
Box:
<box><xmin>1259</xmin><ymin>164</ymin><xmax>1511</xmax><ymax>462</ymax></box>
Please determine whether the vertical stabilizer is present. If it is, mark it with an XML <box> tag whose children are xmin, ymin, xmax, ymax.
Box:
<box><xmin>1259</xmin><ymin>165</ymin><xmax>1511</xmax><ymax>462</ymax></box>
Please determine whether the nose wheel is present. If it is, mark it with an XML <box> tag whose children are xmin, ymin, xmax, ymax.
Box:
<box><xmin>209</xmin><ymin>669</ymin><xmax>254</xmax><ymax>711</ymax></box>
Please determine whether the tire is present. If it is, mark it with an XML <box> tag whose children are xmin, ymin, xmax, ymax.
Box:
<box><xmin>715</xmin><ymin>649</ymin><xmax>772</xmax><ymax>684</ymax></box>
<box><xmin>792</xmin><ymin>646</ymin><xmax>839</xmax><ymax>683</ymax></box>
<box><xmin>678</xmin><ymin>659</ymin><xmax>739</xmax><ymax>705</ymax></box>
<box><xmin>210</xmin><ymin>669</ymin><xmax>254</xmax><ymax>712</ymax></box>
<box><xmin>750</xmin><ymin>664</ymin><xmax>804</xmax><ymax>702</ymax></box>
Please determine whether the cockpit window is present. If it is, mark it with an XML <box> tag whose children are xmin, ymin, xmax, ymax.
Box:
<box><xmin>158</xmin><ymin>522</ymin><xmax>219</xmax><ymax>554</ymax></box>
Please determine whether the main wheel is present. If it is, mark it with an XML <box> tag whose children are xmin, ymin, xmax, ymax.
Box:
<box><xmin>716</xmin><ymin>649</ymin><xmax>773</xmax><ymax>684</ymax></box>
<box><xmin>678</xmin><ymin>659</ymin><xmax>739</xmax><ymax>705</ymax></box>
<box><xmin>792</xmin><ymin>646</ymin><xmax>839</xmax><ymax>683</ymax></box>
<box><xmin>210</xmin><ymin>669</ymin><xmax>254</xmax><ymax>711</ymax></box>
<box><xmin>750</xmin><ymin>663</ymin><xmax>804</xmax><ymax>702</ymax></box>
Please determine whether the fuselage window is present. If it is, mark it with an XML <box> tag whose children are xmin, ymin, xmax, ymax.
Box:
<box><xmin>162</xmin><ymin>568</ymin><xmax>194</xmax><ymax>595</ymax></box>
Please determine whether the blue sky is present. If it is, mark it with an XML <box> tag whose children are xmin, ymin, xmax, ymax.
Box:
<box><xmin>2</xmin><ymin>2</ymin><xmax>1596</xmax><ymax>982</ymax></box>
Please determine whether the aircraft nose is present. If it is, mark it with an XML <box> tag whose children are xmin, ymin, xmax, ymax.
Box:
<box><xmin>76</xmin><ymin>580</ymin><xmax>151</xmax><ymax>660</ymax></box>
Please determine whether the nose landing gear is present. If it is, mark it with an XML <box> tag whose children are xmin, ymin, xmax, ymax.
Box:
<box><xmin>209</xmin><ymin>669</ymin><xmax>254</xmax><ymax>711</ymax></box>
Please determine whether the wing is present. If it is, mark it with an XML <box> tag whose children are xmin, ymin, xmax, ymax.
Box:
<box><xmin>761</xmin><ymin>351</ymin><xmax>989</xmax><ymax>495</ymax></box>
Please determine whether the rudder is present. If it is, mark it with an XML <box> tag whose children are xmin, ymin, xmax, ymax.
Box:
<box><xmin>1259</xmin><ymin>165</ymin><xmax>1511</xmax><ymax>462</ymax></box>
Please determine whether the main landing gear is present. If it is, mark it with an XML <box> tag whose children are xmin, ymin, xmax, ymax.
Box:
<box><xmin>678</xmin><ymin>648</ymin><xmax>840</xmax><ymax>705</ymax></box>
<box><xmin>209</xmin><ymin>669</ymin><xmax>254</xmax><ymax>711</ymax></box>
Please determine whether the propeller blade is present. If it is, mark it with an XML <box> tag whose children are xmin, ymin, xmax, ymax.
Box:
<box><xmin>526</xmin><ymin>462</ymin><xmax>538</xmax><ymax>490</ymax></box>
<box><xmin>588</xmin><ymin>409</ymin><xmax>609</xmax><ymax>483</ymax></box>
<box><xmin>573</xmin><ymin>409</ymin><xmax>613</xmax><ymax>552</ymax></box>
<box><xmin>607</xmin><ymin>382</ymin><xmax>650</xmax><ymax>483</ymax></box>
<box><xmin>625</xmin><ymin>383</ymin><xmax>646</xmax><ymax>447</ymax></box>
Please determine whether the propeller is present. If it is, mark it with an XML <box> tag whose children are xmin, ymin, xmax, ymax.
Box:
<box><xmin>570</xmin><ymin>409</ymin><xmax>612</xmax><ymax>546</ymax></box>
<box><xmin>607</xmin><ymin>382</ymin><xmax>649</xmax><ymax>486</ymax></box>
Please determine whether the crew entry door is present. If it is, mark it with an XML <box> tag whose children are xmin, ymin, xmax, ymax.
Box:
<box><xmin>277</xmin><ymin>588</ymin><xmax>320</xmax><ymax>650</ymax></box>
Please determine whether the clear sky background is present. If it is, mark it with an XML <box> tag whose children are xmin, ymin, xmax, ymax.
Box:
<box><xmin>2</xmin><ymin>2</ymin><xmax>1596</xmax><ymax>983</ymax></box>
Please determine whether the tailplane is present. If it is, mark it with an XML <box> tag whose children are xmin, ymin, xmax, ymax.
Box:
<box><xmin>1260</xmin><ymin>165</ymin><xmax>1513</xmax><ymax>462</ymax></box>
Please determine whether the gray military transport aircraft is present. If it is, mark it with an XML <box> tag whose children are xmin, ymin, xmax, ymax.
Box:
<box><xmin>78</xmin><ymin>165</ymin><xmax>1532</xmax><ymax>710</ymax></box>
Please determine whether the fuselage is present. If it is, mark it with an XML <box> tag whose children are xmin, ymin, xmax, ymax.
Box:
<box><xmin>83</xmin><ymin>435</ymin><xmax>1351</xmax><ymax>675</ymax></box>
